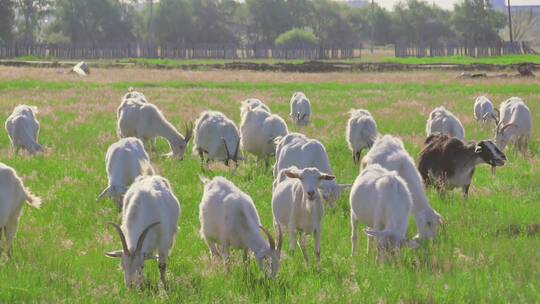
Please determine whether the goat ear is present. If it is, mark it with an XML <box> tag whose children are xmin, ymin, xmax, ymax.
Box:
<box><xmin>474</xmin><ymin>145</ymin><xmax>483</xmax><ymax>154</ymax></box>
<box><xmin>319</xmin><ymin>174</ymin><xmax>336</xmax><ymax>181</ymax></box>
<box><xmin>284</xmin><ymin>170</ymin><xmax>301</xmax><ymax>179</ymax></box>
<box><xmin>104</xmin><ymin>250</ymin><xmax>123</xmax><ymax>258</ymax></box>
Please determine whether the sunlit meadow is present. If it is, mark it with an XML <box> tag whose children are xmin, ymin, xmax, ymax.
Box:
<box><xmin>0</xmin><ymin>67</ymin><xmax>538</xmax><ymax>303</ymax></box>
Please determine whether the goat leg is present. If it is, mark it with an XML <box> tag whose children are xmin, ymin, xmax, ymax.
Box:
<box><xmin>158</xmin><ymin>262</ymin><xmax>167</xmax><ymax>290</ymax></box>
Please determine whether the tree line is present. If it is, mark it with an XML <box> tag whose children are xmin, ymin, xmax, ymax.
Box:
<box><xmin>0</xmin><ymin>0</ymin><xmax>511</xmax><ymax>47</ymax></box>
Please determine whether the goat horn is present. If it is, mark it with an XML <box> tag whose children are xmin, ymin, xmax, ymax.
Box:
<box><xmin>184</xmin><ymin>122</ymin><xmax>193</xmax><ymax>143</ymax></box>
<box><xmin>108</xmin><ymin>222</ymin><xmax>130</xmax><ymax>255</ymax></box>
<box><xmin>134</xmin><ymin>221</ymin><xmax>160</xmax><ymax>256</ymax></box>
<box><xmin>233</xmin><ymin>138</ymin><xmax>241</xmax><ymax>163</ymax></box>
<box><xmin>500</xmin><ymin>123</ymin><xmax>517</xmax><ymax>133</ymax></box>
<box><xmin>494</xmin><ymin>115</ymin><xmax>500</xmax><ymax>126</ymax></box>
<box><xmin>96</xmin><ymin>186</ymin><xmax>111</xmax><ymax>201</ymax></box>
<box><xmin>260</xmin><ymin>225</ymin><xmax>276</xmax><ymax>250</ymax></box>
<box><xmin>222</xmin><ymin>138</ymin><xmax>231</xmax><ymax>161</ymax></box>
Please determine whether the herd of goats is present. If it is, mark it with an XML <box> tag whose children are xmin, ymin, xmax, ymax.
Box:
<box><xmin>0</xmin><ymin>88</ymin><xmax>532</xmax><ymax>288</ymax></box>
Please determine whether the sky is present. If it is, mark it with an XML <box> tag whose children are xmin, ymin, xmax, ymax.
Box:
<box><xmin>366</xmin><ymin>0</ymin><xmax>540</xmax><ymax>10</ymax></box>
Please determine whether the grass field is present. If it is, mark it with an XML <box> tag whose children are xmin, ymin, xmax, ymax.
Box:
<box><xmin>382</xmin><ymin>55</ymin><xmax>540</xmax><ymax>66</ymax></box>
<box><xmin>0</xmin><ymin>67</ymin><xmax>538</xmax><ymax>303</ymax></box>
<box><xmin>13</xmin><ymin>53</ymin><xmax>540</xmax><ymax>68</ymax></box>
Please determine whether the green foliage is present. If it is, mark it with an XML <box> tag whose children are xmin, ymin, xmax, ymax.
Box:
<box><xmin>383</xmin><ymin>54</ymin><xmax>540</xmax><ymax>65</ymax></box>
<box><xmin>2</xmin><ymin>0</ymin><xmax>514</xmax><ymax>46</ymax></box>
<box><xmin>275</xmin><ymin>28</ymin><xmax>319</xmax><ymax>48</ymax></box>
<box><xmin>392</xmin><ymin>0</ymin><xmax>454</xmax><ymax>44</ymax></box>
<box><xmin>46</xmin><ymin>0</ymin><xmax>136</xmax><ymax>44</ymax></box>
<box><xmin>155</xmin><ymin>0</ymin><xmax>194</xmax><ymax>44</ymax></box>
<box><xmin>246</xmin><ymin>0</ymin><xmax>294</xmax><ymax>43</ymax></box>
<box><xmin>154</xmin><ymin>0</ymin><xmax>237</xmax><ymax>44</ymax></box>
<box><xmin>0</xmin><ymin>73</ymin><xmax>538</xmax><ymax>302</ymax></box>
<box><xmin>452</xmin><ymin>0</ymin><xmax>506</xmax><ymax>44</ymax></box>
<box><xmin>15</xmin><ymin>0</ymin><xmax>51</xmax><ymax>43</ymax></box>
<box><xmin>311</xmin><ymin>0</ymin><xmax>358</xmax><ymax>45</ymax></box>
<box><xmin>0</xmin><ymin>0</ymin><xmax>14</xmax><ymax>43</ymax></box>
<box><xmin>42</xmin><ymin>31</ymin><xmax>69</xmax><ymax>45</ymax></box>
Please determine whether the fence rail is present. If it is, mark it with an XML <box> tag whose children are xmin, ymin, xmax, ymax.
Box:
<box><xmin>0</xmin><ymin>43</ymin><xmax>361</xmax><ymax>60</ymax></box>
<box><xmin>395</xmin><ymin>42</ymin><xmax>537</xmax><ymax>58</ymax></box>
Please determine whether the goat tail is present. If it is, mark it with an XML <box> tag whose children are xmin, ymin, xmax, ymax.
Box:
<box><xmin>25</xmin><ymin>188</ymin><xmax>42</xmax><ymax>208</ymax></box>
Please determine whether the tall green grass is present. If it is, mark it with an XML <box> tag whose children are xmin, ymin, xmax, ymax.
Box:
<box><xmin>383</xmin><ymin>54</ymin><xmax>540</xmax><ymax>65</ymax></box>
<box><xmin>0</xmin><ymin>76</ymin><xmax>538</xmax><ymax>303</ymax></box>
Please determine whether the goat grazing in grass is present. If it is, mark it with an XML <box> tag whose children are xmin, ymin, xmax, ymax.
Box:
<box><xmin>362</xmin><ymin>135</ymin><xmax>443</xmax><ymax>240</ymax></box>
<box><xmin>117</xmin><ymin>99</ymin><xmax>192</xmax><ymax>160</ymax></box>
<box><xmin>350</xmin><ymin>164</ymin><xmax>418</xmax><ymax>260</ymax></box>
<box><xmin>97</xmin><ymin>137</ymin><xmax>155</xmax><ymax>209</ymax></box>
<box><xmin>418</xmin><ymin>133</ymin><xmax>506</xmax><ymax>198</ymax></box>
<box><xmin>193</xmin><ymin>111</ymin><xmax>242</xmax><ymax>167</ymax></box>
<box><xmin>199</xmin><ymin>176</ymin><xmax>282</xmax><ymax>277</ymax></box>
<box><xmin>105</xmin><ymin>175</ymin><xmax>180</xmax><ymax>289</ymax></box>
<box><xmin>346</xmin><ymin>109</ymin><xmax>378</xmax><ymax>165</ymax></box>
<box><xmin>5</xmin><ymin>105</ymin><xmax>43</xmax><ymax>154</ymax></box>
<box><xmin>494</xmin><ymin>97</ymin><xmax>532</xmax><ymax>153</ymax></box>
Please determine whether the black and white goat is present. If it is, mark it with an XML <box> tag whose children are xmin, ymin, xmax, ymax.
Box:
<box><xmin>418</xmin><ymin>133</ymin><xmax>506</xmax><ymax>198</ymax></box>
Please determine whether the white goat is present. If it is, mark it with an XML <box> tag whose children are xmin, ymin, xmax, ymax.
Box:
<box><xmin>240</xmin><ymin>98</ymin><xmax>270</xmax><ymax>119</ymax></box>
<box><xmin>273</xmin><ymin>132</ymin><xmax>306</xmax><ymax>170</ymax></box>
<box><xmin>240</xmin><ymin>104</ymin><xmax>288</xmax><ymax>167</ymax></box>
<box><xmin>199</xmin><ymin>176</ymin><xmax>282</xmax><ymax>277</ymax></box>
<box><xmin>272</xmin><ymin>167</ymin><xmax>334</xmax><ymax>263</ymax></box>
<box><xmin>289</xmin><ymin>92</ymin><xmax>311</xmax><ymax>127</ymax></box>
<box><xmin>97</xmin><ymin>138</ymin><xmax>155</xmax><ymax>209</ymax></box>
<box><xmin>118</xmin><ymin>89</ymin><xmax>147</xmax><ymax>119</ymax></box>
<box><xmin>123</xmin><ymin>88</ymin><xmax>148</xmax><ymax>103</ymax></box>
<box><xmin>117</xmin><ymin>99</ymin><xmax>193</xmax><ymax>160</ymax></box>
<box><xmin>426</xmin><ymin>106</ymin><xmax>465</xmax><ymax>140</ymax></box>
<box><xmin>193</xmin><ymin>111</ymin><xmax>242</xmax><ymax>167</ymax></box>
<box><xmin>0</xmin><ymin>162</ymin><xmax>41</xmax><ymax>256</ymax></box>
<box><xmin>494</xmin><ymin>97</ymin><xmax>532</xmax><ymax>152</ymax></box>
<box><xmin>346</xmin><ymin>109</ymin><xmax>378</xmax><ymax>165</ymax></box>
<box><xmin>105</xmin><ymin>175</ymin><xmax>180</xmax><ymax>288</ymax></box>
<box><xmin>273</xmin><ymin>133</ymin><xmax>351</xmax><ymax>207</ymax></box>
<box><xmin>473</xmin><ymin>96</ymin><xmax>498</xmax><ymax>126</ymax></box>
<box><xmin>5</xmin><ymin>105</ymin><xmax>43</xmax><ymax>154</ymax></box>
<box><xmin>361</xmin><ymin>135</ymin><xmax>442</xmax><ymax>240</ymax></box>
<box><xmin>72</xmin><ymin>61</ymin><xmax>89</xmax><ymax>76</ymax></box>
<box><xmin>350</xmin><ymin>164</ymin><xmax>418</xmax><ymax>260</ymax></box>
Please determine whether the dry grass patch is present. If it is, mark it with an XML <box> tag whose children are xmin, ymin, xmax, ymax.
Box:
<box><xmin>3</xmin><ymin>66</ymin><xmax>525</xmax><ymax>85</ymax></box>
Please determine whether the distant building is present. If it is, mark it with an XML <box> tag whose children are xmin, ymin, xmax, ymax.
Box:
<box><xmin>492</xmin><ymin>0</ymin><xmax>540</xmax><ymax>13</ymax></box>
<box><xmin>345</xmin><ymin>0</ymin><xmax>369</xmax><ymax>8</ymax></box>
